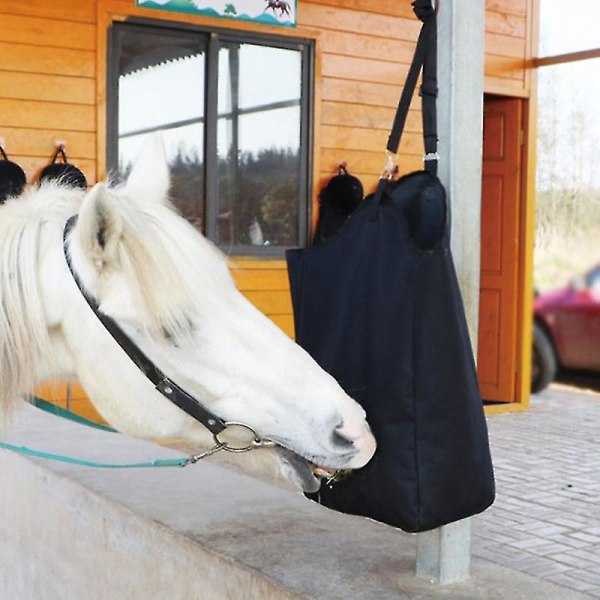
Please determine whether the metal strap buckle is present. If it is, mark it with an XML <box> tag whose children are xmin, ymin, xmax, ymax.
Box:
<box><xmin>380</xmin><ymin>152</ymin><xmax>396</xmax><ymax>180</ymax></box>
<box><xmin>424</xmin><ymin>152</ymin><xmax>440</xmax><ymax>162</ymax></box>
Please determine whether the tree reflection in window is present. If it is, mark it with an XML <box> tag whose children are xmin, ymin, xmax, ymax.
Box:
<box><xmin>116</xmin><ymin>27</ymin><xmax>206</xmax><ymax>230</ymax></box>
<box><xmin>217</xmin><ymin>42</ymin><xmax>302</xmax><ymax>248</ymax></box>
<box><xmin>111</xmin><ymin>23</ymin><xmax>310</xmax><ymax>253</ymax></box>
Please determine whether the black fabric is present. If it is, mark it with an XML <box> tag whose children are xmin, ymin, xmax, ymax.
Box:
<box><xmin>0</xmin><ymin>146</ymin><xmax>26</xmax><ymax>203</ymax></box>
<box><xmin>285</xmin><ymin>0</ymin><xmax>494</xmax><ymax>532</ymax></box>
<box><xmin>386</xmin><ymin>0</ymin><xmax>438</xmax><ymax>175</ymax></box>
<box><xmin>287</xmin><ymin>173</ymin><xmax>495</xmax><ymax>532</ymax></box>
<box><xmin>39</xmin><ymin>163</ymin><xmax>88</xmax><ymax>190</ymax></box>
<box><xmin>387</xmin><ymin>8</ymin><xmax>437</xmax><ymax>175</ymax></box>
<box><xmin>39</xmin><ymin>147</ymin><xmax>88</xmax><ymax>190</ymax></box>
<box><xmin>412</xmin><ymin>0</ymin><xmax>436</xmax><ymax>21</ymax></box>
<box><xmin>313</xmin><ymin>167</ymin><xmax>364</xmax><ymax>246</ymax></box>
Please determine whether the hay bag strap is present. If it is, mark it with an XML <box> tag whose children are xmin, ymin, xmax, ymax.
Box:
<box><xmin>387</xmin><ymin>0</ymin><xmax>439</xmax><ymax>175</ymax></box>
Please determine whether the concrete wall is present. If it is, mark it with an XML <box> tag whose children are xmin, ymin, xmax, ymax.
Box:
<box><xmin>1</xmin><ymin>455</ymin><xmax>299</xmax><ymax>600</ymax></box>
<box><xmin>0</xmin><ymin>405</ymin><xmax>583</xmax><ymax>600</ymax></box>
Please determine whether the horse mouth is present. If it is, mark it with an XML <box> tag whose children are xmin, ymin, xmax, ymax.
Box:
<box><xmin>275</xmin><ymin>447</ymin><xmax>338</xmax><ymax>493</ymax></box>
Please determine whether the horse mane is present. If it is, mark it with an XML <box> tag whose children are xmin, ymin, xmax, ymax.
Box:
<box><xmin>0</xmin><ymin>181</ymin><xmax>235</xmax><ymax>423</ymax></box>
<box><xmin>106</xmin><ymin>186</ymin><xmax>235</xmax><ymax>340</ymax></box>
<box><xmin>0</xmin><ymin>185</ymin><xmax>83</xmax><ymax>423</ymax></box>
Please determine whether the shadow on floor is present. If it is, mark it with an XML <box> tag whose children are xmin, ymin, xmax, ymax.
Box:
<box><xmin>555</xmin><ymin>370</ymin><xmax>600</xmax><ymax>393</ymax></box>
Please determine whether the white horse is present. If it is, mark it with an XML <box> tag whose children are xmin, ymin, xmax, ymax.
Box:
<box><xmin>0</xmin><ymin>138</ymin><xmax>376</xmax><ymax>492</ymax></box>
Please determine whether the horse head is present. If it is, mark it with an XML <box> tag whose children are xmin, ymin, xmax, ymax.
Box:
<box><xmin>14</xmin><ymin>137</ymin><xmax>376</xmax><ymax>492</ymax></box>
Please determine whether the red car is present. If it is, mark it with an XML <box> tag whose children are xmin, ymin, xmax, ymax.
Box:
<box><xmin>532</xmin><ymin>264</ymin><xmax>600</xmax><ymax>392</ymax></box>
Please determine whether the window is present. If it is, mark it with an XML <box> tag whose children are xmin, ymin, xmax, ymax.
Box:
<box><xmin>108</xmin><ymin>22</ymin><xmax>312</xmax><ymax>255</ymax></box>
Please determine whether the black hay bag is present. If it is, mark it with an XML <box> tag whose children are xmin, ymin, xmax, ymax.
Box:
<box><xmin>39</xmin><ymin>146</ymin><xmax>87</xmax><ymax>190</ymax></box>
<box><xmin>0</xmin><ymin>145</ymin><xmax>26</xmax><ymax>203</ymax></box>
<box><xmin>287</xmin><ymin>172</ymin><xmax>495</xmax><ymax>532</ymax></box>
<box><xmin>286</xmin><ymin>1</ymin><xmax>494</xmax><ymax>533</ymax></box>
<box><xmin>313</xmin><ymin>165</ymin><xmax>364</xmax><ymax>246</ymax></box>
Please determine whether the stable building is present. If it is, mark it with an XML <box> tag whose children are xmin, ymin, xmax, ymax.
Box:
<box><xmin>0</xmin><ymin>0</ymin><xmax>539</xmax><ymax>415</ymax></box>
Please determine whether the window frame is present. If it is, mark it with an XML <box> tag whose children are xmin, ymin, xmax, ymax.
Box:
<box><xmin>107</xmin><ymin>18</ymin><xmax>314</xmax><ymax>257</ymax></box>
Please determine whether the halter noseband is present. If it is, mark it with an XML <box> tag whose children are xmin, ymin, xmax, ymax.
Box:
<box><xmin>62</xmin><ymin>215</ymin><xmax>275</xmax><ymax>457</ymax></box>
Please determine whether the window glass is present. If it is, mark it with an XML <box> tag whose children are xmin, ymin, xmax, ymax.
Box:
<box><xmin>111</xmin><ymin>24</ymin><xmax>309</xmax><ymax>253</ymax></box>
<box><xmin>237</xmin><ymin>43</ymin><xmax>301</xmax><ymax>110</ymax></box>
<box><xmin>217</xmin><ymin>43</ymin><xmax>302</xmax><ymax>248</ymax></box>
<box><xmin>116</xmin><ymin>28</ymin><xmax>206</xmax><ymax>231</ymax></box>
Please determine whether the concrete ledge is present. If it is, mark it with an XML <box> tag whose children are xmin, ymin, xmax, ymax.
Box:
<box><xmin>0</xmin><ymin>405</ymin><xmax>588</xmax><ymax>599</ymax></box>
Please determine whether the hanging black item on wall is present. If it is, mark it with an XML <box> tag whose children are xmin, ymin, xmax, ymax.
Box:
<box><xmin>39</xmin><ymin>145</ymin><xmax>88</xmax><ymax>190</ymax></box>
<box><xmin>313</xmin><ymin>164</ymin><xmax>363</xmax><ymax>246</ymax></box>
<box><xmin>0</xmin><ymin>145</ymin><xmax>26</xmax><ymax>204</ymax></box>
<box><xmin>286</xmin><ymin>0</ymin><xmax>495</xmax><ymax>533</ymax></box>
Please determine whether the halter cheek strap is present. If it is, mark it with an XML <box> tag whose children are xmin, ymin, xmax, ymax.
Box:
<box><xmin>62</xmin><ymin>215</ymin><xmax>228</xmax><ymax>436</ymax></box>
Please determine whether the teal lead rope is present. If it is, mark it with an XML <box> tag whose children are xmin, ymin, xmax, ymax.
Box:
<box><xmin>0</xmin><ymin>442</ymin><xmax>189</xmax><ymax>468</ymax></box>
<box><xmin>0</xmin><ymin>396</ymin><xmax>191</xmax><ymax>468</ymax></box>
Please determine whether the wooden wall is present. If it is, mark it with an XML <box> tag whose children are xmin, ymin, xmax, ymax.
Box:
<box><xmin>0</xmin><ymin>1</ymin><xmax>97</xmax><ymax>184</ymax></box>
<box><xmin>0</xmin><ymin>0</ymin><xmax>536</xmax><ymax>414</ymax></box>
<box><xmin>303</xmin><ymin>0</ymin><xmax>534</xmax><ymax>189</ymax></box>
<box><xmin>485</xmin><ymin>0</ymin><xmax>532</xmax><ymax>96</ymax></box>
<box><xmin>0</xmin><ymin>0</ymin><xmax>536</xmax><ymax>191</ymax></box>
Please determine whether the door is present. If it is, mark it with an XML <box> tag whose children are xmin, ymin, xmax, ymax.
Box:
<box><xmin>477</xmin><ymin>96</ymin><xmax>523</xmax><ymax>402</ymax></box>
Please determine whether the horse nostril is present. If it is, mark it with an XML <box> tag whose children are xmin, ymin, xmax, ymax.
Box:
<box><xmin>331</xmin><ymin>428</ymin><xmax>355</xmax><ymax>449</ymax></box>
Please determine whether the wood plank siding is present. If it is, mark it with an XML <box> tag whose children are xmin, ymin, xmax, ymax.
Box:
<box><xmin>0</xmin><ymin>1</ymin><xmax>536</xmax><ymax>412</ymax></box>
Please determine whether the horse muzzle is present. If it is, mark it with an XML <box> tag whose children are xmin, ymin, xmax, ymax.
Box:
<box><xmin>275</xmin><ymin>421</ymin><xmax>376</xmax><ymax>493</ymax></box>
<box><xmin>329</xmin><ymin>420</ymin><xmax>377</xmax><ymax>470</ymax></box>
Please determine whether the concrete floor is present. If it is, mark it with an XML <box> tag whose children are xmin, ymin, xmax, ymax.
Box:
<box><xmin>1</xmin><ymin>385</ymin><xmax>599</xmax><ymax>599</ymax></box>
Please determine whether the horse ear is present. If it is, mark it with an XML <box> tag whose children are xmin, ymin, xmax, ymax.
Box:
<box><xmin>125</xmin><ymin>133</ymin><xmax>170</xmax><ymax>202</ymax></box>
<box><xmin>78</xmin><ymin>183</ymin><xmax>123</xmax><ymax>270</ymax></box>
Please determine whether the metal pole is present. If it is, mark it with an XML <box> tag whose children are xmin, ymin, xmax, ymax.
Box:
<box><xmin>414</xmin><ymin>0</ymin><xmax>485</xmax><ymax>585</ymax></box>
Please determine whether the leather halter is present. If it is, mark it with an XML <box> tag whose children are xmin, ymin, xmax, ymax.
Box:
<box><xmin>62</xmin><ymin>215</ymin><xmax>228</xmax><ymax>436</ymax></box>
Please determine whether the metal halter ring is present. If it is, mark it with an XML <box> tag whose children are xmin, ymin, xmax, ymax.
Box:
<box><xmin>214</xmin><ymin>422</ymin><xmax>277</xmax><ymax>453</ymax></box>
<box><xmin>186</xmin><ymin>422</ymin><xmax>276</xmax><ymax>465</ymax></box>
